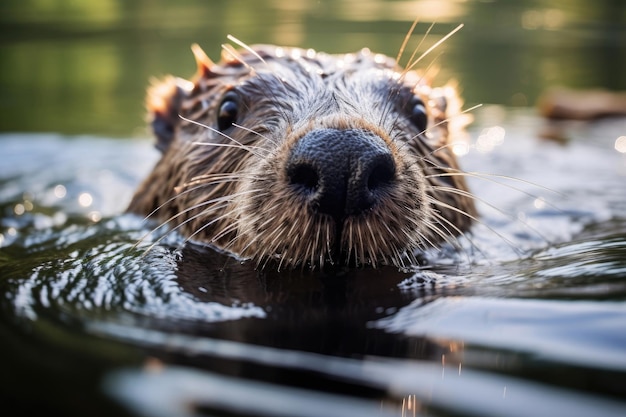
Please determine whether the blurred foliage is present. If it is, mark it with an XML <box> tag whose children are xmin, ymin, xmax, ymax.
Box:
<box><xmin>0</xmin><ymin>0</ymin><xmax>624</xmax><ymax>136</ymax></box>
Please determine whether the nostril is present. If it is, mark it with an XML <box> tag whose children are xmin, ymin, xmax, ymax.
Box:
<box><xmin>367</xmin><ymin>156</ymin><xmax>396</xmax><ymax>193</ymax></box>
<box><xmin>288</xmin><ymin>163</ymin><xmax>319</xmax><ymax>195</ymax></box>
<box><xmin>286</xmin><ymin>128</ymin><xmax>396</xmax><ymax>220</ymax></box>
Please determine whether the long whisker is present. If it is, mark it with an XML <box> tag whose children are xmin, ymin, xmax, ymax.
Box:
<box><xmin>190</xmin><ymin>142</ymin><xmax>267</xmax><ymax>155</ymax></box>
<box><xmin>426</xmin><ymin>168</ymin><xmax>563</xmax><ymax>204</ymax></box>
<box><xmin>424</xmin><ymin>205</ymin><xmax>476</xmax><ymax>256</ymax></box>
<box><xmin>406</xmin><ymin>23</ymin><xmax>464</xmax><ymax>72</ymax></box>
<box><xmin>208</xmin><ymin>191</ymin><xmax>272</xmax><ymax>250</ymax></box>
<box><xmin>162</xmin><ymin>202</ymin><xmax>235</xmax><ymax>251</ymax></box>
<box><xmin>179</xmin><ymin>173</ymin><xmax>254</xmax><ymax>191</ymax></box>
<box><xmin>380</xmin><ymin>18</ymin><xmax>423</xmax><ymax>132</ymax></box>
<box><xmin>140</xmin><ymin>173</ymin><xmax>255</xmax><ymax>230</ymax></box>
<box><xmin>136</xmin><ymin>200</ymin><xmax>229</xmax><ymax>254</ymax></box>
<box><xmin>418</xmin><ymin>103</ymin><xmax>483</xmax><ymax>141</ymax></box>
<box><xmin>232</xmin><ymin>122</ymin><xmax>275</xmax><ymax>145</ymax></box>
<box><xmin>142</xmin><ymin>182</ymin><xmax>212</xmax><ymax>222</ymax></box>
<box><xmin>385</xmin><ymin>50</ymin><xmax>446</xmax><ymax>138</ymax></box>
<box><xmin>221</xmin><ymin>43</ymin><xmax>256</xmax><ymax>73</ymax></box>
<box><xmin>209</xmin><ymin>218</ymin><xmax>246</xmax><ymax>248</ymax></box>
<box><xmin>181</xmin><ymin>206</ymin><xmax>241</xmax><ymax>247</ymax></box>
<box><xmin>179</xmin><ymin>115</ymin><xmax>267</xmax><ymax>158</ymax></box>
<box><xmin>395</xmin><ymin>16</ymin><xmax>421</xmax><ymax>66</ymax></box>
<box><xmin>432</xmin><ymin>185</ymin><xmax>551</xmax><ymax>245</ymax></box>
<box><xmin>393</xmin><ymin>103</ymin><xmax>482</xmax><ymax>157</ymax></box>
<box><xmin>136</xmin><ymin>188</ymin><xmax>263</xmax><ymax>252</ymax></box>
<box><xmin>427</xmin><ymin>208</ymin><xmax>486</xmax><ymax>262</ymax></box>
<box><xmin>223</xmin><ymin>36</ymin><xmax>293</xmax><ymax>130</ymax></box>
<box><xmin>401</xmin><ymin>21</ymin><xmax>436</xmax><ymax>78</ymax></box>
<box><xmin>383</xmin><ymin>23</ymin><xmax>464</xmax><ymax>140</ymax></box>
<box><xmin>144</xmin><ymin>186</ymin><xmax>268</xmax><ymax>257</ymax></box>
<box><xmin>422</xmin><ymin>212</ymin><xmax>464</xmax><ymax>250</ymax></box>
<box><xmin>227</xmin><ymin>34</ymin><xmax>268</xmax><ymax>66</ymax></box>
<box><xmin>381</xmin><ymin>20</ymin><xmax>433</xmax><ymax>136</ymax></box>
<box><xmin>403</xmin><ymin>206</ymin><xmax>455</xmax><ymax>250</ymax></box>
<box><xmin>430</xmin><ymin>198</ymin><xmax>524</xmax><ymax>257</ymax></box>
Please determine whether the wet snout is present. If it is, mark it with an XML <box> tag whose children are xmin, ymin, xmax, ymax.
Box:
<box><xmin>286</xmin><ymin>128</ymin><xmax>396</xmax><ymax>224</ymax></box>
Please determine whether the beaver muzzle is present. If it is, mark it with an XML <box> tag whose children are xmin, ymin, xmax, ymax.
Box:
<box><xmin>286</xmin><ymin>128</ymin><xmax>396</xmax><ymax>225</ymax></box>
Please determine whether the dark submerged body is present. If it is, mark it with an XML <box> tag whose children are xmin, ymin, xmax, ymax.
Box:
<box><xmin>128</xmin><ymin>43</ymin><xmax>475</xmax><ymax>269</ymax></box>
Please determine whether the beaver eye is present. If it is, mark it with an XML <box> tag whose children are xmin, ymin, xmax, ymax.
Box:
<box><xmin>409</xmin><ymin>99</ymin><xmax>427</xmax><ymax>133</ymax></box>
<box><xmin>217</xmin><ymin>92</ymin><xmax>239</xmax><ymax>131</ymax></box>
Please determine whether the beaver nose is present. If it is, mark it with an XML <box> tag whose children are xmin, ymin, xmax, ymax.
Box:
<box><xmin>286</xmin><ymin>128</ymin><xmax>396</xmax><ymax>222</ymax></box>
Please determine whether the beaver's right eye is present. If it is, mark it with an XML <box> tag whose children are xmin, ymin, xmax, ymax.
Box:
<box><xmin>409</xmin><ymin>99</ymin><xmax>427</xmax><ymax>133</ymax></box>
<box><xmin>217</xmin><ymin>93</ymin><xmax>239</xmax><ymax>131</ymax></box>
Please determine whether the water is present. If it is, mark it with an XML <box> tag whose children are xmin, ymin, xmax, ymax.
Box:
<box><xmin>1</xmin><ymin>109</ymin><xmax>625</xmax><ymax>416</ymax></box>
<box><xmin>2</xmin><ymin>1</ymin><xmax>626</xmax><ymax>416</ymax></box>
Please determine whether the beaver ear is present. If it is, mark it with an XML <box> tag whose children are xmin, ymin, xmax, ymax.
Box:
<box><xmin>430</xmin><ymin>83</ymin><xmax>473</xmax><ymax>145</ymax></box>
<box><xmin>191</xmin><ymin>43</ymin><xmax>216</xmax><ymax>78</ymax></box>
<box><xmin>146</xmin><ymin>76</ymin><xmax>189</xmax><ymax>153</ymax></box>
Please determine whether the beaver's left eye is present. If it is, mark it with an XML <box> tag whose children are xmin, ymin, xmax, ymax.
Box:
<box><xmin>217</xmin><ymin>92</ymin><xmax>239</xmax><ymax>131</ymax></box>
<box><xmin>409</xmin><ymin>99</ymin><xmax>427</xmax><ymax>133</ymax></box>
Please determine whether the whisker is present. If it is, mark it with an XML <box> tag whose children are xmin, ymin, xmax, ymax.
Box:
<box><xmin>385</xmin><ymin>51</ymin><xmax>445</xmax><ymax>138</ymax></box>
<box><xmin>379</xmin><ymin>18</ymin><xmax>423</xmax><ymax>132</ymax></box>
<box><xmin>221</xmin><ymin>43</ymin><xmax>256</xmax><ymax>73</ymax></box>
<box><xmin>181</xmin><ymin>207</ymin><xmax>240</xmax><ymax>247</ymax></box>
<box><xmin>432</xmin><ymin>185</ymin><xmax>552</xmax><ymax>245</ymax></box>
<box><xmin>395</xmin><ymin>16</ymin><xmax>421</xmax><ymax>66</ymax></box>
<box><xmin>179</xmin><ymin>115</ymin><xmax>267</xmax><ymax>158</ymax></box>
<box><xmin>382</xmin><ymin>23</ymin><xmax>464</xmax><ymax>150</ymax></box>
<box><xmin>402</xmin><ymin>21</ymin><xmax>436</xmax><ymax>77</ymax></box>
<box><xmin>138</xmin><ymin>173</ymin><xmax>256</xmax><ymax>243</ymax></box>
<box><xmin>232</xmin><ymin>122</ymin><xmax>276</xmax><ymax>145</ymax></box>
<box><xmin>180</xmin><ymin>173</ymin><xmax>254</xmax><ymax>191</ymax></box>
<box><xmin>135</xmin><ymin>188</ymin><xmax>264</xmax><ymax>251</ymax></box>
<box><xmin>432</xmin><ymin>184</ymin><xmax>502</xmax><ymax>213</ymax></box>
<box><xmin>142</xmin><ymin>185</ymin><xmax>267</xmax><ymax>256</ymax></box>
<box><xmin>142</xmin><ymin>182</ymin><xmax>212</xmax><ymax>222</ymax></box>
<box><xmin>422</xmin><ymin>212</ymin><xmax>463</xmax><ymax>249</ymax></box>
<box><xmin>164</xmin><ymin>203</ymin><xmax>237</xmax><ymax>251</ymax></box>
<box><xmin>381</xmin><ymin>21</ymin><xmax>443</xmax><ymax>131</ymax></box>
<box><xmin>212</xmin><ymin>193</ymin><xmax>275</xmax><ymax>253</ymax></box>
<box><xmin>208</xmin><ymin>214</ymin><xmax>259</xmax><ymax>257</ymax></box>
<box><xmin>425</xmin><ymin>168</ymin><xmax>563</xmax><ymax>204</ymax></box>
<box><xmin>418</xmin><ymin>103</ymin><xmax>483</xmax><ymax>142</ymax></box>
<box><xmin>137</xmin><ymin>200</ymin><xmax>230</xmax><ymax>255</ymax></box>
<box><xmin>400</xmin><ymin>206</ymin><xmax>450</xmax><ymax>250</ymax></box>
<box><xmin>210</xmin><ymin>219</ymin><xmax>243</xmax><ymax>248</ymax></box>
<box><xmin>393</xmin><ymin>103</ymin><xmax>482</xmax><ymax>156</ymax></box>
<box><xmin>227</xmin><ymin>34</ymin><xmax>268</xmax><ymax>66</ymax></box>
<box><xmin>223</xmin><ymin>36</ymin><xmax>294</xmax><ymax>133</ymax></box>
<box><xmin>430</xmin><ymin>198</ymin><xmax>524</xmax><ymax>257</ymax></box>
<box><xmin>405</xmin><ymin>23</ymin><xmax>464</xmax><ymax>73</ymax></box>
<box><xmin>427</xmin><ymin>209</ymin><xmax>482</xmax><ymax>262</ymax></box>
<box><xmin>363</xmin><ymin>220</ymin><xmax>383</xmax><ymax>265</ymax></box>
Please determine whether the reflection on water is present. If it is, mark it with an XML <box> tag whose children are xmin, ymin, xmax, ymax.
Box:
<box><xmin>1</xmin><ymin>0</ymin><xmax>624</xmax><ymax>136</ymax></box>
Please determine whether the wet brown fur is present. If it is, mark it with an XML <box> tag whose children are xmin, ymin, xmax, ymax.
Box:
<box><xmin>128</xmin><ymin>41</ymin><xmax>476</xmax><ymax>269</ymax></box>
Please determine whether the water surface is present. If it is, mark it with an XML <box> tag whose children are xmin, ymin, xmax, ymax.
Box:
<box><xmin>1</xmin><ymin>109</ymin><xmax>625</xmax><ymax>416</ymax></box>
<box><xmin>1</xmin><ymin>1</ymin><xmax>626</xmax><ymax>416</ymax></box>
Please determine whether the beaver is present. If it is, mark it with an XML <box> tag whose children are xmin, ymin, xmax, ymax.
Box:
<box><xmin>127</xmin><ymin>37</ymin><xmax>476</xmax><ymax>269</ymax></box>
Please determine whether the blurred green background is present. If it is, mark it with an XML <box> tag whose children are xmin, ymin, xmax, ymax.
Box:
<box><xmin>0</xmin><ymin>0</ymin><xmax>624</xmax><ymax>137</ymax></box>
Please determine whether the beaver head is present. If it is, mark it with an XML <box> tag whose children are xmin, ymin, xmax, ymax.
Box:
<box><xmin>128</xmin><ymin>40</ymin><xmax>476</xmax><ymax>269</ymax></box>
